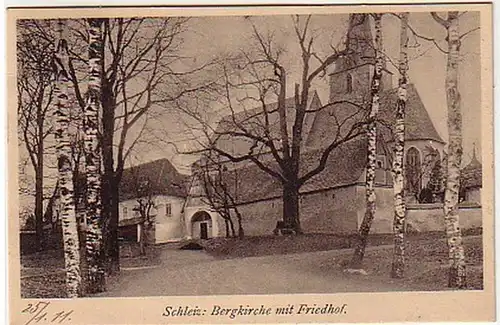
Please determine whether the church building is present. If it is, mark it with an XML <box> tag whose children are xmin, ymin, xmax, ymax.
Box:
<box><xmin>116</xmin><ymin>14</ymin><xmax>481</xmax><ymax>243</ymax></box>
<box><xmin>183</xmin><ymin>13</ymin><xmax>451</xmax><ymax>237</ymax></box>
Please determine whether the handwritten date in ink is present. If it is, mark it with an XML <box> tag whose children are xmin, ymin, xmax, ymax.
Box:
<box><xmin>21</xmin><ymin>301</ymin><xmax>74</xmax><ymax>325</ymax></box>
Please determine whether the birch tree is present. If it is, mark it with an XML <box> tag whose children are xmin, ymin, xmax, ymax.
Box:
<box><xmin>53</xmin><ymin>19</ymin><xmax>82</xmax><ymax>298</ymax></box>
<box><xmin>84</xmin><ymin>18</ymin><xmax>106</xmax><ymax>293</ymax></box>
<box><xmin>349</xmin><ymin>13</ymin><xmax>384</xmax><ymax>269</ymax></box>
<box><xmin>21</xmin><ymin>18</ymin><xmax>212</xmax><ymax>274</ymax></box>
<box><xmin>431</xmin><ymin>11</ymin><xmax>467</xmax><ymax>288</ymax></box>
<box><xmin>391</xmin><ymin>12</ymin><xmax>409</xmax><ymax>279</ymax></box>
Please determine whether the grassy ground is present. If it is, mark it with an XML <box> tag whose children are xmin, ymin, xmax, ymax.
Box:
<box><xmin>338</xmin><ymin>235</ymin><xmax>483</xmax><ymax>290</ymax></box>
<box><xmin>20</xmin><ymin>243</ymin><xmax>160</xmax><ymax>298</ymax></box>
<box><xmin>203</xmin><ymin>231</ymin><xmax>483</xmax><ymax>291</ymax></box>
<box><xmin>203</xmin><ymin>229</ymin><xmax>481</xmax><ymax>259</ymax></box>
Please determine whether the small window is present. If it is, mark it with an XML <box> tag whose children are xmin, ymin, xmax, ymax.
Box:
<box><xmin>406</xmin><ymin>147</ymin><xmax>422</xmax><ymax>194</ymax></box>
<box><xmin>123</xmin><ymin>207</ymin><xmax>128</xmax><ymax>218</ymax></box>
<box><xmin>165</xmin><ymin>203</ymin><xmax>172</xmax><ymax>218</ymax></box>
<box><xmin>346</xmin><ymin>74</ymin><xmax>353</xmax><ymax>93</ymax></box>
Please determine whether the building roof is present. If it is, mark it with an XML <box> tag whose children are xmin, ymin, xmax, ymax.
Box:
<box><xmin>205</xmin><ymin>82</ymin><xmax>443</xmax><ymax>204</ymax></box>
<box><xmin>379</xmin><ymin>84</ymin><xmax>445</xmax><ymax>144</ymax></box>
<box><xmin>211</xmin><ymin>92</ymin><xmax>321</xmax><ymax>158</ymax></box>
<box><xmin>461</xmin><ymin>147</ymin><xmax>482</xmax><ymax>189</ymax></box>
<box><xmin>220</xmin><ymin>138</ymin><xmax>367</xmax><ymax>204</ymax></box>
<box><xmin>306</xmin><ymin>83</ymin><xmax>444</xmax><ymax>148</ymax></box>
<box><xmin>119</xmin><ymin>158</ymin><xmax>189</xmax><ymax>201</ymax></box>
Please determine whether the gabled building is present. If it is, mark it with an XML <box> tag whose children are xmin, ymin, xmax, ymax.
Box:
<box><xmin>118</xmin><ymin>158</ymin><xmax>189</xmax><ymax>244</ymax></box>
<box><xmin>184</xmin><ymin>13</ymin><xmax>453</xmax><ymax>236</ymax></box>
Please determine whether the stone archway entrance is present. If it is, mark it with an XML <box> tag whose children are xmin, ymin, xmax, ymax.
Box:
<box><xmin>191</xmin><ymin>211</ymin><xmax>212</xmax><ymax>239</ymax></box>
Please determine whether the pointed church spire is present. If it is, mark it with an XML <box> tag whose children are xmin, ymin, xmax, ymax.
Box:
<box><xmin>345</xmin><ymin>13</ymin><xmax>376</xmax><ymax>66</ymax></box>
<box><xmin>470</xmin><ymin>142</ymin><xmax>481</xmax><ymax>166</ymax></box>
<box><xmin>465</xmin><ymin>142</ymin><xmax>481</xmax><ymax>169</ymax></box>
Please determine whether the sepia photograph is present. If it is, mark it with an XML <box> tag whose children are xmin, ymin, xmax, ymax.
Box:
<box><xmin>8</xmin><ymin>2</ymin><xmax>495</xmax><ymax>324</ymax></box>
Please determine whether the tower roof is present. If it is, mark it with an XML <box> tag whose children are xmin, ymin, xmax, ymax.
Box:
<box><xmin>464</xmin><ymin>144</ymin><xmax>482</xmax><ymax>170</ymax></box>
<box><xmin>333</xmin><ymin>13</ymin><xmax>376</xmax><ymax>74</ymax></box>
<box><xmin>461</xmin><ymin>143</ymin><xmax>482</xmax><ymax>189</ymax></box>
<box><xmin>306</xmin><ymin>84</ymin><xmax>445</xmax><ymax>148</ymax></box>
<box><xmin>346</xmin><ymin>14</ymin><xmax>376</xmax><ymax>64</ymax></box>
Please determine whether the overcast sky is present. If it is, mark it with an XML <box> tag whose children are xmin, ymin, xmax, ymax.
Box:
<box><xmin>127</xmin><ymin>11</ymin><xmax>482</xmax><ymax>174</ymax></box>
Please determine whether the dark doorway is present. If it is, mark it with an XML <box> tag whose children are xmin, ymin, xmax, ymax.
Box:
<box><xmin>200</xmin><ymin>223</ymin><xmax>208</xmax><ymax>239</ymax></box>
<box><xmin>191</xmin><ymin>211</ymin><xmax>212</xmax><ymax>239</ymax></box>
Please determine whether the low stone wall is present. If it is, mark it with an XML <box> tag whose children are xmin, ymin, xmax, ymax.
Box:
<box><xmin>405</xmin><ymin>203</ymin><xmax>482</xmax><ymax>233</ymax></box>
<box><xmin>355</xmin><ymin>185</ymin><xmax>482</xmax><ymax>234</ymax></box>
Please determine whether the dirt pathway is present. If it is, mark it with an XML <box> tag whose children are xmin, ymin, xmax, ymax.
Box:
<box><xmin>99</xmin><ymin>248</ymin><xmax>414</xmax><ymax>297</ymax></box>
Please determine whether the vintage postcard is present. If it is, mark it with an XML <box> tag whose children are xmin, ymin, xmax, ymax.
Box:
<box><xmin>7</xmin><ymin>2</ymin><xmax>495</xmax><ymax>324</ymax></box>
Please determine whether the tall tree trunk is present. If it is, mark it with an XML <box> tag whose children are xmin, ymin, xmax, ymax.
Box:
<box><xmin>139</xmin><ymin>223</ymin><xmax>145</xmax><ymax>255</ymax></box>
<box><xmin>43</xmin><ymin>181</ymin><xmax>59</xmax><ymax>229</ymax></box>
<box><xmin>54</xmin><ymin>19</ymin><xmax>82</xmax><ymax>298</ymax></box>
<box><xmin>391</xmin><ymin>12</ymin><xmax>409</xmax><ymax>279</ymax></box>
<box><xmin>442</xmin><ymin>11</ymin><xmax>466</xmax><ymax>288</ymax></box>
<box><xmin>101</xmin><ymin>76</ymin><xmax>120</xmax><ymax>274</ymax></box>
<box><xmin>350</xmin><ymin>13</ymin><xmax>384</xmax><ymax>269</ymax></box>
<box><xmin>282</xmin><ymin>181</ymin><xmax>300</xmax><ymax>233</ymax></box>
<box><xmin>84</xmin><ymin>18</ymin><xmax>106</xmax><ymax>293</ymax></box>
<box><xmin>105</xmin><ymin>182</ymin><xmax>120</xmax><ymax>274</ymax></box>
<box><xmin>235</xmin><ymin>210</ymin><xmax>244</xmax><ymax>239</ymax></box>
<box><xmin>228</xmin><ymin>217</ymin><xmax>236</xmax><ymax>238</ymax></box>
<box><xmin>224</xmin><ymin>219</ymin><xmax>230</xmax><ymax>238</ymax></box>
<box><xmin>34</xmin><ymin>150</ymin><xmax>44</xmax><ymax>250</ymax></box>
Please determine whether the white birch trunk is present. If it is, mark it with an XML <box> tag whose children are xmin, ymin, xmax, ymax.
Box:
<box><xmin>391</xmin><ymin>12</ymin><xmax>409</xmax><ymax>279</ymax></box>
<box><xmin>84</xmin><ymin>18</ymin><xmax>106</xmax><ymax>293</ymax></box>
<box><xmin>443</xmin><ymin>11</ymin><xmax>466</xmax><ymax>288</ymax></box>
<box><xmin>350</xmin><ymin>13</ymin><xmax>383</xmax><ymax>269</ymax></box>
<box><xmin>54</xmin><ymin>19</ymin><xmax>82</xmax><ymax>298</ymax></box>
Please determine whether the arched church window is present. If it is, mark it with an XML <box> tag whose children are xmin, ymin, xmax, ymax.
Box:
<box><xmin>405</xmin><ymin>147</ymin><xmax>422</xmax><ymax>196</ymax></box>
<box><xmin>346</xmin><ymin>73</ymin><xmax>353</xmax><ymax>93</ymax></box>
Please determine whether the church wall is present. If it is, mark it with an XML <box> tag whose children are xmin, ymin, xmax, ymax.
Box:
<box><xmin>235</xmin><ymin>199</ymin><xmax>281</xmax><ymax>236</ymax></box>
<box><xmin>299</xmin><ymin>186</ymin><xmax>359</xmax><ymax>234</ymax></box>
<box><xmin>354</xmin><ymin>185</ymin><xmax>482</xmax><ymax>233</ymax></box>
<box><xmin>405</xmin><ymin>203</ymin><xmax>482</xmax><ymax>232</ymax></box>
<box><xmin>235</xmin><ymin>185</ymin><xmax>360</xmax><ymax>236</ymax></box>
<box><xmin>354</xmin><ymin>185</ymin><xmax>395</xmax><ymax>233</ymax></box>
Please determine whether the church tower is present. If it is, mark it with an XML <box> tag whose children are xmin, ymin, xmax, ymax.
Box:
<box><xmin>329</xmin><ymin>13</ymin><xmax>392</xmax><ymax>103</ymax></box>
